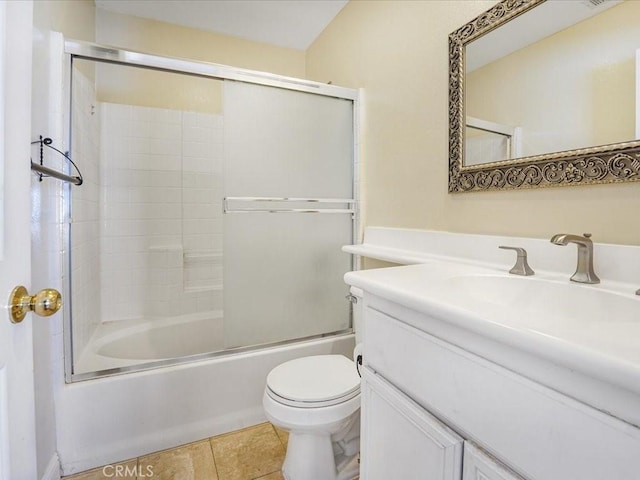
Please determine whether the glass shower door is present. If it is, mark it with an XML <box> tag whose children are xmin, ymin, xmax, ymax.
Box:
<box><xmin>222</xmin><ymin>81</ymin><xmax>354</xmax><ymax>349</ymax></box>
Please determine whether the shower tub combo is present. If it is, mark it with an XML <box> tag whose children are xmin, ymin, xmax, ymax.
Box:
<box><xmin>57</xmin><ymin>40</ymin><xmax>359</xmax><ymax>474</ymax></box>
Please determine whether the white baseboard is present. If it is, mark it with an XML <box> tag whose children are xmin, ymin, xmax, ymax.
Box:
<box><xmin>41</xmin><ymin>453</ymin><xmax>60</xmax><ymax>480</ymax></box>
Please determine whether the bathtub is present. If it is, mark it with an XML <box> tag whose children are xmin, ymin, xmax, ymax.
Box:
<box><xmin>74</xmin><ymin>311</ymin><xmax>225</xmax><ymax>374</ymax></box>
<box><xmin>57</xmin><ymin>329</ymin><xmax>355</xmax><ymax>474</ymax></box>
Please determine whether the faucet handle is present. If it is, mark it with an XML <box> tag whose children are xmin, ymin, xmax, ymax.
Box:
<box><xmin>499</xmin><ymin>246</ymin><xmax>535</xmax><ymax>276</ymax></box>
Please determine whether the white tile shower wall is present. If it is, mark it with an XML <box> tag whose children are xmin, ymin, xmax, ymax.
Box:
<box><xmin>70</xmin><ymin>69</ymin><xmax>101</xmax><ymax>362</ymax></box>
<box><xmin>182</xmin><ymin>111</ymin><xmax>224</xmax><ymax>298</ymax></box>
<box><xmin>99</xmin><ymin>103</ymin><xmax>223</xmax><ymax>322</ymax></box>
<box><xmin>99</xmin><ymin>103</ymin><xmax>181</xmax><ymax>321</ymax></box>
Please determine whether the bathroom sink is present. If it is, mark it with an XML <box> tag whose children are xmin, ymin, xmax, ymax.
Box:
<box><xmin>343</xmin><ymin>232</ymin><xmax>640</xmax><ymax>430</ymax></box>
<box><xmin>440</xmin><ymin>274</ymin><xmax>635</xmax><ymax>321</ymax></box>
<box><xmin>346</xmin><ymin>260</ymin><xmax>640</xmax><ymax>371</ymax></box>
<box><xmin>434</xmin><ymin>274</ymin><xmax>640</xmax><ymax>363</ymax></box>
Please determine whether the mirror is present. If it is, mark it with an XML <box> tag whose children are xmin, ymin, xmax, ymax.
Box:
<box><xmin>449</xmin><ymin>0</ymin><xmax>640</xmax><ymax>192</ymax></box>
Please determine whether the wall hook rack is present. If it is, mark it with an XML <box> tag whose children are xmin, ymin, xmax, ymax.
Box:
<box><xmin>30</xmin><ymin>136</ymin><xmax>83</xmax><ymax>186</ymax></box>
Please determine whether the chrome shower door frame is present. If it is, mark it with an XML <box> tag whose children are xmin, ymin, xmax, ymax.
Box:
<box><xmin>63</xmin><ymin>40</ymin><xmax>360</xmax><ymax>382</ymax></box>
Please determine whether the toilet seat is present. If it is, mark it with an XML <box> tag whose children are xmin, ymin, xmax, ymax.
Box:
<box><xmin>266</xmin><ymin>355</ymin><xmax>360</xmax><ymax>408</ymax></box>
<box><xmin>266</xmin><ymin>385</ymin><xmax>360</xmax><ymax>408</ymax></box>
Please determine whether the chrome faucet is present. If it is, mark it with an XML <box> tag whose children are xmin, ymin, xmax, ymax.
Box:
<box><xmin>550</xmin><ymin>233</ymin><xmax>600</xmax><ymax>284</ymax></box>
<box><xmin>499</xmin><ymin>246</ymin><xmax>534</xmax><ymax>276</ymax></box>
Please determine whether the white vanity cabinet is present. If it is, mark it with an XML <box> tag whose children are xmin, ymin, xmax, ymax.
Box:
<box><xmin>359</xmin><ymin>296</ymin><xmax>640</xmax><ymax>480</ymax></box>
<box><xmin>360</xmin><ymin>367</ymin><xmax>463</xmax><ymax>480</ymax></box>
<box><xmin>360</xmin><ymin>367</ymin><xmax>521</xmax><ymax>480</ymax></box>
<box><xmin>462</xmin><ymin>442</ymin><xmax>524</xmax><ymax>480</ymax></box>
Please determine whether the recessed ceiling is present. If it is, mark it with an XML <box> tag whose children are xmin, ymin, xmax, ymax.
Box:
<box><xmin>94</xmin><ymin>0</ymin><xmax>349</xmax><ymax>51</ymax></box>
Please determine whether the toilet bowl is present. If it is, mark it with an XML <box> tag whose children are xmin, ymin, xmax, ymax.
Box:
<box><xmin>263</xmin><ymin>355</ymin><xmax>361</xmax><ymax>480</ymax></box>
<box><xmin>263</xmin><ymin>288</ymin><xmax>363</xmax><ymax>480</ymax></box>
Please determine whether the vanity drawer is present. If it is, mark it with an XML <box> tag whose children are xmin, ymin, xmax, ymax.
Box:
<box><xmin>364</xmin><ymin>304</ymin><xmax>640</xmax><ymax>480</ymax></box>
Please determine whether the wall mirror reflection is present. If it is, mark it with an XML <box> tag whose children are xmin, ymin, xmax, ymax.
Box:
<box><xmin>449</xmin><ymin>0</ymin><xmax>640</xmax><ymax>191</ymax></box>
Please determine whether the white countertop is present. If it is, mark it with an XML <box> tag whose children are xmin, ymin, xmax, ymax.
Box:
<box><xmin>344</xmin><ymin>227</ymin><xmax>640</xmax><ymax>428</ymax></box>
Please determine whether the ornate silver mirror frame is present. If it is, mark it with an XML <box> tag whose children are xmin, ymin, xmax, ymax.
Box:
<box><xmin>448</xmin><ymin>0</ymin><xmax>640</xmax><ymax>193</ymax></box>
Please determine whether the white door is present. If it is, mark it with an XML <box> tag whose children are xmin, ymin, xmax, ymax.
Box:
<box><xmin>0</xmin><ymin>1</ymin><xmax>38</xmax><ymax>479</ymax></box>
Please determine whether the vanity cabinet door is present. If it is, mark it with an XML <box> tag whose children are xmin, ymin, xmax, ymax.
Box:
<box><xmin>361</xmin><ymin>367</ymin><xmax>463</xmax><ymax>480</ymax></box>
<box><xmin>463</xmin><ymin>442</ymin><xmax>526</xmax><ymax>480</ymax></box>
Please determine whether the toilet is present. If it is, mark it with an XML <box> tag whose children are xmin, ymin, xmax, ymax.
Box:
<box><xmin>263</xmin><ymin>287</ymin><xmax>363</xmax><ymax>480</ymax></box>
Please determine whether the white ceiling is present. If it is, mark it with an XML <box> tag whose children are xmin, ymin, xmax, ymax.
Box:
<box><xmin>94</xmin><ymin>0</ymin><xmax>349</xmax><ymax>51</ymax></box>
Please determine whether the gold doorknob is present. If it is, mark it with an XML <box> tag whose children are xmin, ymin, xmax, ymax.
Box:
<box><xmin>9</xmin><ymin>286</ymin><xmax>62</xmax><ymax>324</ymax></box>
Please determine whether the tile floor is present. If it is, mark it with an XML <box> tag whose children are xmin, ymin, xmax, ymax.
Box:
<box><xmin>64</xmin><ymin>423</ymin><xmax>290</xmax><ymax>480</ymax></box>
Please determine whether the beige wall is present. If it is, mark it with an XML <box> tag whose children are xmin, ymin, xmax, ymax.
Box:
<box><xmin>306</xmin><ymin>0</ymin><xmax>640</xmax><ymax>246</ymax></box>
<box><xmin>467</xmin><ymin>1</ymin><xmax>638</xmax><ymax>158</ymax></box>
<box><xmin>34</xmin><ymin>0</ymin><xmax>96</xmax><ymax>80</ymax></box>
<box><xmin>33</xmin><ymin>4</ymin><xmax>305</xmax><ymax>113</ymax></box>
<box><xmin>96</xmin><ymin>9</ymin><xmax>305</xmax><ymax>75</ymax></box>
<box><xmin>33</xmin><ymin>0</ymin><xmax>95</xmax><ymax>43</ymax></box>
<box><xmin>93</xmin><ymin>59</ymin><xmax>224</xmax><ymax>113</ymax></box>
<box><xmin>95</xmin><ymin>9</ymin><xmax>306</xmax><ymax>112</ymax></box>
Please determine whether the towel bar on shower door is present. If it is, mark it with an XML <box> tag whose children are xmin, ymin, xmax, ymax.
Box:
<box><xmin>223</xmin><ymin>197</ymin><xmax>356</xmax><ymax>214</ymax></box>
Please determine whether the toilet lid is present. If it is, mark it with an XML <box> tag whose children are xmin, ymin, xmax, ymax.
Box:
<box><xmin>267</xmin><ymin>355</ymin><xmax>360</xmax><ymax>404</ymax></box>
